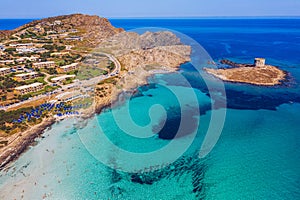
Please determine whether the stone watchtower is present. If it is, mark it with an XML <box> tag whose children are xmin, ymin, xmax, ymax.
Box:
<box><xmin>254</xmin><ymin>58</ymin><xmax>265</xmax><ymax>67</ymax></box>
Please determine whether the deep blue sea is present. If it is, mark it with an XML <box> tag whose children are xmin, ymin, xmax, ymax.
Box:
<box><xmin>0</xmin><ymin>19</ymin><xmax>35</xmax><ymax>30</ymax></box>
<box><xmin>0</xmin><ymin>19</ymin><xmax>300</xmax><ymax>200</ymax></box>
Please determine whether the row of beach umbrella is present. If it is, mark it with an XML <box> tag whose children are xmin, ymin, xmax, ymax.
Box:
<box><xmin>12</xmin><ymin>102</ymin><xmax>91</xmax><ymax>123</ymax></box>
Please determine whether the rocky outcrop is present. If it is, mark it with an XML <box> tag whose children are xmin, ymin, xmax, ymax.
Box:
<box><xmin>118</xmin><ymin>45</ymin><xmax>191</xmax><ymax>70</ymax></box>
<box><xmin>139</xmin><ymin>31</ymin><xmax>181</xmax><ymax>49</ymax></box>
<box><xmin>220</xmin><ymin>59</ymin><xmax>254</xmax><ymax>68</ymax></box>
<box><xmin>92</xmin><ymin>44</ymin><xmax>191</xmax><ymax>112</ymax></box>
<box><xmin>100</xmin><ymin>31</ymin><xmax>184</xmax><ymax>55</ymax></box>
<box><xmin>0</xmin><ymin>30</ymin><xmax>12</xmax><ymax>39</ymax></box>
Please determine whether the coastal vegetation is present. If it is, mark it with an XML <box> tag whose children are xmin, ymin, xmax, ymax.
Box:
<box><xmin>0</xmin><ymin>107</ymin><xmax>33</xmax><ymax>134</ymax></box>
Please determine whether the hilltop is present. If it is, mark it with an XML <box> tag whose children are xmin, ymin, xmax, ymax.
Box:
<box><xmin>0</xmin><ymin>14</ymin><xmax>123</xmax><ymax>45</ymax></box>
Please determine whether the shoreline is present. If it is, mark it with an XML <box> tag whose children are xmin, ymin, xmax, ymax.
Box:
<box><xmin>0</xmin><ymin>62</ymin><xmax>185</xmax><ymax>171</ymax></box>
<box><xmin>0</xmin><ymin>118</ymin><xmax>56</xmax><ymax>170</ymax></box>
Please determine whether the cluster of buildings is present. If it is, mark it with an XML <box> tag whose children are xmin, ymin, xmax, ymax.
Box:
<box><xmin>46</xmin><ymin>33</ymin><xmax>79</xmax><ymax>40</ymax></box>
<box><xmin>28</xmin><ymin>20</ymin><xmax>79</xmax><ymax>40</ymax></box>
<box><xmin>0</xmin><ymin>60</ymin><xmax>79</xmax><ymax>96</ymax></box>
<box><xmin>17</xmin><ymin>20</ymin><xmax>63</xmax><ymax>36</ymax></box>
<box><xmin>16</xmin><ymin>56</ymin><xmax>38</xmax><ymax>63</ymax></box>
<box><xmin>9</xmin><ymin>43</ymin><xmax>34</xmax><ymax>47</ymax></box>
<box><xmin>0</xmin><ymin>60</ymin><xmax>15</xmax><ymax>65</ymax></box>
<box><xmin>31</xmin><ymin>61</ymin><xmax>79</xmax><ymax>73</ymax></box>
<box><xmin>0</xmin><ymin>56</ymin><xmax>39</xmax><ymax>66</ymax></box>
<box><xmin>6</xmin><ymin>43</ymin><xmax>48</xmax><ymax>54</ymax></box>
<box><xmin>17</xmin><ymin>47</ymin><xmax>48</xmax><ymax>54</ymax></box>
<box><xmin>12</xmin><ymin>62</ymin><xmax>78</xmax><ymax>95</ymax></box>
<box><xmin>0</xmin><ymin>19</ymin><xmax>87</xmax><ymax>101</ymax></box>
<box><xmin>40</xmin><ymin>20</ymin><xmax>62</xmax><ymax>27</ymax></box>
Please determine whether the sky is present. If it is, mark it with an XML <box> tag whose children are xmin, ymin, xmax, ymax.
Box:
<box><xmin>0</xmin><ymin>0</ymin><xmax>300</xmax><ymax>18</ymax></box>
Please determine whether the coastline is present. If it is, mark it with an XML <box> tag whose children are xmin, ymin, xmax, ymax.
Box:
<box><xmin>0</xmin><ymin>118</ymin><xmax>56</xmax><ymax>170</ymax></box>
<box><xmin>0</xmin><ymin>61</ymin><xmax>186</xmax><ymax>171</ymax></box>
<box><xmin>0</xmin><ymin>15</ymin><xmax>192</xmax><ymax>171</ymax></box>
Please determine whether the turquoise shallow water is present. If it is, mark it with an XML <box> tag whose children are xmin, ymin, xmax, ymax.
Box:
<box><xmin>0</xmin><ymin>82</ymin><xmax>299</xmax><ymax>199</ymax></box>
<box><xmin>0</xmin><ymin>103</ymin><xmax>299</xmax><ymax>199</ymax></box>
<box><xmin>204</xmin><ymin>104</ymin><xmax>300</xmax><ymax>200</ymax></box>
<box><xmin>0</xmin><ymin>19</ymin><xmax>300</xmax><ymax>199</ymax></box>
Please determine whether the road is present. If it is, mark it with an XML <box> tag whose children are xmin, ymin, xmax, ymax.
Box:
<box><xmin>1</xmin><ymin>53</ymin><xmax>121</xmax><ymax>111</ymax></box>
<box><xmin>102</xmin><ymin>52</ymin><xmax>121</xmax><ymax>74</ymax></box>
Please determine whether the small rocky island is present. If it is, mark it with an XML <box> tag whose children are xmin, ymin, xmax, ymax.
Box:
<box><xmin>204</xmin><ymin>58</ymin><xmax>286</xmax><ymax>86</ymax></box>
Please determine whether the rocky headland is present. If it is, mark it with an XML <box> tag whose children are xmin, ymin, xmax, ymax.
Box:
<box><xmin>93</xmin><ymin>30</ymin><xmax>191</xmax><ymax>112</ymax></box>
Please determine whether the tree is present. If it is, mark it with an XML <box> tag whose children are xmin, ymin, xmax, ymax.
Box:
<box><xmin>1</xmin><ymin>95</ymin><xmax>7</xmax><ymax>101</ymax></box>
<box><xmin>4</xmin><ymin>48</ymin><xmax>16</xmax><ymax>54</ymax></box>
<box><xmin>40</xmin><ymin>52</ymin><xmax>51</xmax><ymax>60</ymax></box>
<box><xmin>56</xmin><ymin>45</ymin><xmax>66</xmax><ymax>51</ymax></box>
<box><xmin>46</xmin><ymin>68</ymin><xmax>57</xmax><ymax>75</ymax></box>
<box><xmin>42</xmin><ymin>44</ymin><xmax>54</xmax><ymax>51</ymax></box>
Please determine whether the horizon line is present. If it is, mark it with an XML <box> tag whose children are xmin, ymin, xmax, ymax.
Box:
<box><xmin>109</xmin><ymin>16</ymin><xmax>300</xmax><ymax>19</ymax></box>
<box><xmin>1</xmin><ymin>15</ymin><xmax>300</xmax><ymax>20</ymax></box>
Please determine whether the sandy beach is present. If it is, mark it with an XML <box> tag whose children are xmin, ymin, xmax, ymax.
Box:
<box><xmin>0</xmin><ymin>118</ymin><xmax>56</xmax><ymax>170</ymax></box>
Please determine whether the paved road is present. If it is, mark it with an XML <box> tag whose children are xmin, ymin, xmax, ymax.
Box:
<box><xmin>1</xmin><ymin>53</ymin><xmax>121</xmax><ymax>111</ymax></box>
<box><xmin>102</xmin><ymin>53</ymin><xmax>121</xmax><ymax>74</ymax></box>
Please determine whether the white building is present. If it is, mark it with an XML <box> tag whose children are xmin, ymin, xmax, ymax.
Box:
<box><xmin>9</xmin><ymin>43</ymin><xmax>34</xmax><ymax>47</ymax></box>
<box><xmin>51</xmin><ymin>75</ymin><xmax>76</xmax><ymax>83</ymax></box>
<box><xmin>33</xmin><ymin>61</ymin><xmax>56</xmax><ymax>68</ymax></box>
<box><xmin>54</xmin><ymin>20</ymin><xmax>62</xmax><ymax>25</ymax></box>
<box><xmin>57</xmin><ymin>63</ymin><xmax>79</xmax><ymax>73</ymax></box>
<box><xmin>14</xmin><ymin>82</ymin><xmax>44</xmax><ymax>95</ymax></box>
<box><xmin>16</xmin><ymin>56</ymin><xmax>38</xmax><ymax>63</ymax></box>
<box><xmin>17</xmin><ymin>47</ymin><xmax>47</xmax><ymax>54</ymax></box>
<box><xmin>0</xmin><ymin>60</ymin><xmax>14</xmax><ymax>65</ymax></box>
<box><xmin>47</xmin><ymin>31</ymin><xmax>57</xmax><ymax>35</ymax></box>
<box><xmin>50</xmin><ymin>52</ymin><xmax>70</xmax><ymax>56</ymax></box>
<box><xmin>254</xmin><ymin>58</ymin><xmax>266</xmax><ymax>67</ymax></box>
<box><xmin>14</xmin><ymin>72</ymin><xmax>38</xmax><ymax>81</ymax></box>
<box><xmin>65</xmin><ymin>36</ymin><xmax>82</xmax><ymax>41</ymax></box>
<box><xmin>34</xmin><ymin>48</ymin><xmax>48</xmax><ymax>54</ymax></box>
<box><xmin>17</xmin><ymin>47</ymin><xmax>35</xmax><ymax>53</ymax></box>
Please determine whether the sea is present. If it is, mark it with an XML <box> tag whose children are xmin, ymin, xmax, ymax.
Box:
<box><xmin>0</xmin><ymin>18</ymin><xmax>300</xmax><ymax>200</ymax></box>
